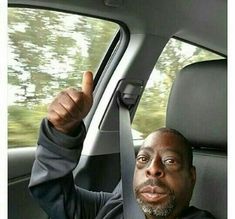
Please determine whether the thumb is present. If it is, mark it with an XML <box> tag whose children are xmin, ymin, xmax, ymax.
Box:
<box><xmin>82</xmin><ymin>71</ymin><xmax>93</xmax><ymax>97</ymax></box>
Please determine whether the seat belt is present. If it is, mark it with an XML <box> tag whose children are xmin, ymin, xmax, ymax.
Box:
<box><xmin>117</xmin><ymin>81</ymin><xmax>145</xmax><ymax>219</ymax></box>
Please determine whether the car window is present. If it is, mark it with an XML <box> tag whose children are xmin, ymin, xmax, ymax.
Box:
<box><xmin>8</xmin><ymin>7</ymin><xmax>119</xmax><ymax>148</ymax></box>
<box><xmin>132</xmin><ymin>38</ymin><xmax>224</xmax><ymax>141</ymax></box>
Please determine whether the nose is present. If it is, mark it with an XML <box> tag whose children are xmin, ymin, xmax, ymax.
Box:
<box><xmin>145</xmin><ymin>157</ymin><xmax>164</xmax><ymax>178</ymax></box>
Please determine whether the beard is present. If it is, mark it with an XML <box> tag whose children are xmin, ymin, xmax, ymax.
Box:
<box><xmin>134</xmin><ymin>179</ymin><xmax>176</xmax><ymax>218</ymax></box>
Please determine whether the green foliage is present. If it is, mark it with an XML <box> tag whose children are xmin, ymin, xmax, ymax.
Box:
<box><xmin>8</xmin><ymin>105</ymin><xmax>47</xmax><ymax>147</ymax></box>
<box><xmin>8</xmin><ymin>8</ymin><xmax>118</xmax><ymax>148</ymax></box>
<box><xmin>8</xmin><ymin>8</ymin><xmax>118</xmax><ymax>106</ymax></box>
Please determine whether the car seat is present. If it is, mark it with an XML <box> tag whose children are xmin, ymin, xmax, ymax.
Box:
<box><xmin>166</xmin><ymin>59</ymin><xmax>227</xmax><ymax>219</ymax></box>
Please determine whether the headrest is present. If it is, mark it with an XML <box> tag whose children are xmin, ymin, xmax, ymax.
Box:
<box><xmin>166</xmin><ymin>59</ymin><xmax>227</xmax><ymax>150</ymax></box>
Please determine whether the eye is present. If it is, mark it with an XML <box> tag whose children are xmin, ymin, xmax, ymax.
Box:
<box><xmin>136</xmin><ymin>155</ymin><xmax>149</xmax><ymax>164</ymax></box>
<box><xmin>163</xmin><ymin>158</ymin><xmax>176</xmax><ymax>165</ymax></box>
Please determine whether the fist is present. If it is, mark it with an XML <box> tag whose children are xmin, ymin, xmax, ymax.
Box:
<box><xmin>47</xmin><ymin>71</ymin><xmax>93</xmax><ymax>134</ymax></box>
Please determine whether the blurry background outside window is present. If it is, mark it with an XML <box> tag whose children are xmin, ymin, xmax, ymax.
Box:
<box><xmin>8</xmin><ymin>8</ymin><xmax>119</xmax><ymax>148</ymax></box>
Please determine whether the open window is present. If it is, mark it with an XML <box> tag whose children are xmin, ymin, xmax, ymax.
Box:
<box><xmin>8</xmin><ymin>7</ymin><xmax>119</xmax><ymax>148</ymax></box>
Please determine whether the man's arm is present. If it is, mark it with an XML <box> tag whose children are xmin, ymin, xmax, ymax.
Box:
<box><xmin>29</xmin><ymin>118</ymin><xmax>87</xmax><ymax>219</ymax></box>
<box><xmin>29</xmin><ymin>71</ymin><xmax>113</xmax><ymax>218</ymax></box>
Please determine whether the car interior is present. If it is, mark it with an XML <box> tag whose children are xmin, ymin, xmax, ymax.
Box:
<box><xmin>8</xmin><ymin>0</ymin><xmax>227</xmax><ymax>219</ymax></box>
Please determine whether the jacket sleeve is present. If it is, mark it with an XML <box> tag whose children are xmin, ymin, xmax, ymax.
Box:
<box><xmin>29</xmin><ymin>118</ymin><xmax>87</xmax><ymax>219</ymax></box>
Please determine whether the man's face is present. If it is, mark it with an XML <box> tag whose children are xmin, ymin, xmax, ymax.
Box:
<box><xmin>133</xmin><ymin>131</ymin><xmax>196</xmax><ymax>219</ymax></box>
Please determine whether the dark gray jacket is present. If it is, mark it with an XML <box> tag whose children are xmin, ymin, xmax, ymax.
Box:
<box><xmin>29</xmin><ymin>118</ymin><xmax>216</xmax><ymax>219</ymax></box>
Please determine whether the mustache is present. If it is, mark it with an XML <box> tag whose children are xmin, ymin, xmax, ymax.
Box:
<box><xmin>135</xmin><ymin>179</ymin><xmax>172</xmax><ymax>194</ymax></box>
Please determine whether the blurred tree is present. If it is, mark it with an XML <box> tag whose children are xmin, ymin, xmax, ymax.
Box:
<box><xmin>8</xmin><ymin>8</ymin><xmax>118</xmax><ymax>147</ymax></box>
<box><xmin>8</xmin><ymin>8</ymin><xmax>118</xmax><ymax>106</ymax></box>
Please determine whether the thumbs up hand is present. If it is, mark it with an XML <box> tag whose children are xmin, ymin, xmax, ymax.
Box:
<box><xmin>47</xmin><ymin>71</ymin><xmax>93</xmax><ymax>134</ymax></box>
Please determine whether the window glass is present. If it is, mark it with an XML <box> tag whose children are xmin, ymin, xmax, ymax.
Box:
<box><xmin>132</xmin><ymin>38</ymin><xmax>223</xmax><ymax>140</ymax></box>
<box><xmin>8</xmin><ymin>8</ymin><xmax>119</xmax><ymax>148</ymax></box>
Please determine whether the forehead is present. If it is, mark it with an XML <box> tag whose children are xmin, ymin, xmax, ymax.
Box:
<box><xmin>141</xmin><ymin>131</ymin><xmax>187</xmax><ymax>154</ymax></box>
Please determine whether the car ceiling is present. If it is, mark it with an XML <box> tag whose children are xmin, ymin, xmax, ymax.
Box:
<box><xmin>9</xmin><ymin>0</ymin><xmax>227</xmax><ymax>55</ymax></box>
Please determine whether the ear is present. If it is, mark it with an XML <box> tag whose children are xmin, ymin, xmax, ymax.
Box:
<box><xmin>190</xmin><ymin>166</ymin><xmax>196</xmax><ymax>188</ymax></box>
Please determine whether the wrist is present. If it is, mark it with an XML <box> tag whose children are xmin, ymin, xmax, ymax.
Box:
<box><xmin>49</xmin><ymin>120</ymin><xmax>82</xmax><ymax>136</ymax></box>
<box><xmin>43</xmin><ymin>118</ymin><xmax>87</xmax><ymax>149</ymax></box>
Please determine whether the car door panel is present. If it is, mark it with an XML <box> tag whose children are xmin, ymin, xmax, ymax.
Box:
<box><xmin>8</xmin><ymin>148</ymin><xmax>48</xmax><ymax>219</ymax></box>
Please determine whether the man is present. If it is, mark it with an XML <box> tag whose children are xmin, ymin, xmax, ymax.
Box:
<box><xmin>134</xmin><ymin>129</ymin><xmax>201</xmax><ymax>219</ymax></box>
<box><xmin>29</xmin><ymin>71</ymin><xmax>215</xmax><ymax>219</ymax></box>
